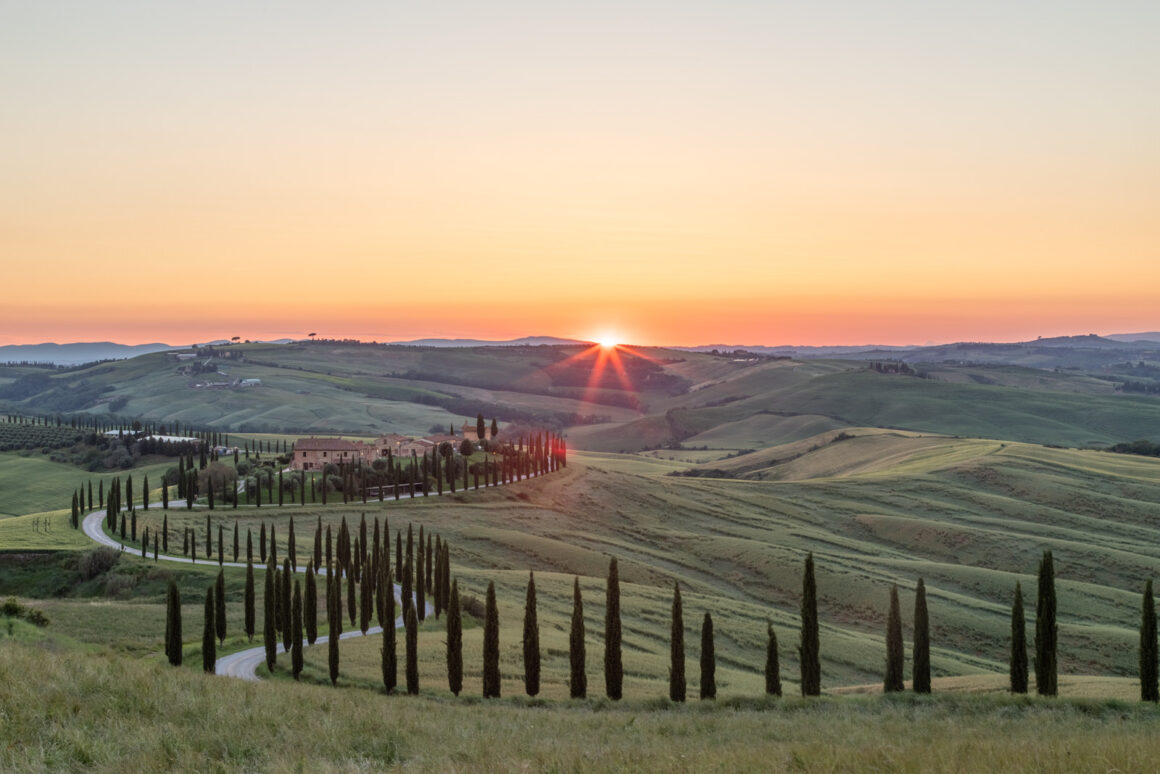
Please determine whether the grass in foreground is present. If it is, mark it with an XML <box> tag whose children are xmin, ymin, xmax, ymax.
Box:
<box><xmin>3</xmin><ymin>640</ymin><xmax>1160</xmax><ymax>773</ymax></box>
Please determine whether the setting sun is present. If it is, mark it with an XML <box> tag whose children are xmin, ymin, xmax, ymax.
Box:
<box><xmin>593</xmin><ymin>333</ymin><xmax>620</xmax><ymax>349</ymax></box>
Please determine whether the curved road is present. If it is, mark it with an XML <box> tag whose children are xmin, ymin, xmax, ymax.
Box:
<box><xmin>82</xmin><ymin>507</ymin><xmax>432</xmax><ymax>680</ymax></box>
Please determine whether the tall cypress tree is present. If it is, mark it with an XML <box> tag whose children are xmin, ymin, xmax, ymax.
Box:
<box><xmin>1010</xmin><ymin>581</ymin><xmax>1028</xmax><ymax>694</ymax></box>
<box><xmin>282</xmin><ymin>558</ymin><xmax>293</xmax><ymax>651</ymax></box>
<box><xmin>765</xmin><ymin>622</ymin><xmax>782</xmax><ymax>697</ymax></box>
<box><xmin>416</xmin><ymin>525</ymin><xmax>426</xmax><ymax>621</ymax></box>
<box><xmin>288</xmin><ymin>517</ymin><xmax>297</xmax><ymax>571</ymax></box>
<box><xmin>884</xmin><ymin>584</ymin><xmax>904</xmax><ymax>693</ymax></box>
<box><xmin>305</xmin><ymin>563</ymin><xmax>318</xmax><ymax>645</ymax></box>
<box><xmin>244</xmin><ymin>559</ymin><xmax>255</xmax><ymax>642</ymax></box>
<box><xmin>202</xmin><ymin>586</ymin><xmax>216</xmax><ymax>674</ymax></box>
<box><xmin>346</xmin><ymin>568</ymin><xmax>356</xmax><ymax>627</ymax></box>
<box><xmin>404</xmin><ymin>604</ymin><xmax>419</xmax><ymax>695</ymax></box>
<box><xmin>446</xmin><ymin>579</ymin><xmax>462</xmax><ymax>696</ymax></box>
<box><xmin>359</xmin><ymin>562</ymin><xmax>372</xmax><ymax>634</ymax></box>
<box><xmin>1142</xmin><ymin>579</ymin><xmax>1158</xmax><ymax>702</ymax></box>
<box><xmin>162</xmin><ymin>513</ymin><xmax>169</xmax><ymax>553</ymax></box>
<box><xmin>260</xmin><ymin>522</ymin><xmax>267</xmax><ymax>563</ymax></box>
<box><xmin>217</xmin><ymin>524</ymin><xmax>224</xmax><ymax>567</ymax></box>
<box><xmin>263</xmin><ymin>556</ymin><xmax>277</xmax><ymax>672</ymax></box>
<box><xmin>570</xmin><ymin>577</ymin><xmax>586</xmax><ymax>699</ymax></box>
<box><xmin>328</xmin><ymin>579</ymin><xmax>341</xmax><ymax>686</ymax></box>
<box><xmin>799</xmin><ymin>552</ymin><xmax>821</xmax><ymax>696</ymax></box>
<box><xmin>604</xmin><ymin>557</ymin><xmax>622</xmax><ymax>700</ymax></box>
<box><xmin>383</xmin><ymin>559</ymin><xmax>397</xmax><ymax>692</ymax></box>
<box><xmin>913</xmin><ymin>578</ymin><xmax>931</xmax><ymax>694</ymax></box>
<box><xmin>1035</xmin><ymin>551</ymin><xmax>1058</xmax><ymax>697</ymax></box>
<box><xmin>523</xmin><ymin>572</ymin><xmax>540</xmax><ymax>697</ymax></box>
<box><xmin>670</xmin><ymin>581</ymin><xmax>686</xmax><ymax>702</ymax></box>
<box><xmin>700</xmin><ymin>612</ymin><xmax>716</xmax><ymax>700</ymax></box>
<box><xmin>314</xmin><ymin>517</ymin><xmax>322</xmax><ymax>570</ymax></box>
<box><xmin>233</xmin><ymin>521</ymin><xmax>239</xmax><ymax>563</ymax></box>
<box><xmin>483</xmin><ymin>580</ymin><xmax>501</xmax><ymax>698</ymax></box>
<box><xmin>215</xmin><ymin>570</ymin><xmax>227</xmax><ymax>645</ymax></box>
<box><xmin>165</xmin><ymin>580</ymin><xmax>182</xmax><ymax>666</ymax></box>
<box><xmin>291</xmin><ymin>578</ymin><xmax>303</xmax><ymax>681</ymax></box>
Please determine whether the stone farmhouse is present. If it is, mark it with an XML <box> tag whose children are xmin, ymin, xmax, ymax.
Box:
<box><xmin>291</xmin><ymin>427</ymin><xmax>492</xmax><ymax>472</ymax></box>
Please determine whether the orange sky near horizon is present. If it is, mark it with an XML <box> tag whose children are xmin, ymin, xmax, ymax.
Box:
<box><xmin>2</xmin><ymin>2</ymin><xmax>1157</xmax><ymax>347</ymax></box>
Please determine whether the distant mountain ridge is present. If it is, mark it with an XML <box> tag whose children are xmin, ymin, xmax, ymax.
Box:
<box><xmin>389</xmin><ymin>336</ymin><xmax>584</xmax><ymax>348</ymax></box>
<box><xmin>0</xmin><ymin>342</ymin><xmax>178</xmax><ymax>365</ymax></box>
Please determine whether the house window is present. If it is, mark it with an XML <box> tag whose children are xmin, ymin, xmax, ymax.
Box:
<box><xmin>323</xmin><ymin>452</ymin><xmax>327</xmax><ymax>457</ymax></box>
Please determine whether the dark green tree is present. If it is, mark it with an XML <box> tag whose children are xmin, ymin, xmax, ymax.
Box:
<box><xmin>799</xmin><ymin>552</ymin><xmax>821</xmax><ymax>696</ymax></box>
<box><xmin>291</xmin><ymin>578</ymin><xmax>303</xmax><ymax>681</ymax></box>
<box><xmin>913</xmin><ymin>578</ymin><xmax>931</xmax><ymax>694</ymax></box>
<box><xmin>884</xmin><ymin>584</ymin><xmax>904</xmax><ymax>693</ymax></box>
<box><xmin>700</xmin><ymin>612</ymin><xmax>716</xmax><ymax>700</ymax></box>
<box><xmin>382</xmin><ymin>558</ymin><xmax>397</xmax><ymax>692</ymax></box>
<box><xmin>282</xmin><ymin>558</ymin><xmax>293</xmax><ymax>652</ymax></box>
<box><xmin>305</xmin><ymin>563</ymin><xmax>318</xmax><ymax>645</ymax></box>
<box><xmin>765</xmin><ymin>622</ymin><xmax>782</xmax><ymax>697</ymax></box>
<box><xmin>288</xmin><ymin>517</ymin><xmax>296</xmax><ymax>571</ymax></box>
<box><xmin>162</xmin><ymin>513</ymin><xmax>169</xmax><ymax>553</ymax></box>
<box><xmin>165</xmin><ymin>580</ymin><xmax>182</xmax><ymax>666</ymax></box>
<box><xmin>604</xmin><ymin>556</ymin><xmax>622</xmax><ymax>700</ymax></box>
<box><xmin>1035</xmin><ymin>550</ymin><xmax>1058</xmax><ymax>696</ymax></box>
<box><xmin>328</xmin><ymin>579</ymin><xmax>341</xmax><ymax>686</ymax></box>
<box><xmin>1142</xmin><ymin>579</ymin><xmax>1158</xmax><ymax>702</ymax></box>
<box><xmin>405</xmin><ymin>605</ymin><xmax>419</xmax><ymax>695</ymax></box>
<box><xmin>202</xmin><ymin>586</ymin><xmax>216</xmax><ymax>674</ymax></box>
<box><xmin>1010</xmin><ymin>581</ymin><xmax>1028</xmax><ymax>694</ymax></box>
<box><xmin>670</xmin><ymin>581</ymin><xmax>686</xmax><ymax>702</ymax></box>
<box><xmin>570</xmin><ymin>577</ymin><xmax>586</xmax><ymax>699</ymax></box>
<box><xmin>263</xmin><ymin>556</ymin><xmax>277</xmax><ymax>672</ymax></box>
<box><xmin>244</xmin><ymin>559</ymin><xmax>255</xmax><ymax>642</ymax></box>
<box><xmin>477</xmin><ymin>413</ymin><xmax>486</xmax><ymax>442</ymax></box>
<box><xmin>446</xmin><ymin>579</ymin><xmax>462</xmax><ymax>696</ymax></box>
<box><xmin>523</xmin><ymin>572</ymin><xmax>540</xmax><ymax>697</ymax></box>
<box><xmin>260</xmin><ymin>522</ymin><xmax>267</xmax><ymax>563</ymax></box>
<box><xmin>217</xmin><ymin>524</ymin><xmax>224</xmax><ymax>567</ymax></box>
<box><xmin>483</xmin><ymin>580</ymin><xmax>501</xmax><ymax>698</ymax></box>
<box><xmin>215</xmin><ymin>570</ymin><xmax>227</xmax><ymax>645</ymax></box>
<box><xmin>359</xmin><ymin>561</ymin><xmax>372</xmax><ymax>634</ymax></box>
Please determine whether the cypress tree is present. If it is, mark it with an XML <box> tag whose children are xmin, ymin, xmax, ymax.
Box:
<box><xmin>288</xmin><ymin>517</ymin><xmax>296</xmax><ymax>571</ymax></box>
<box><xmin>523</xmin><ymin>572</ymin><xmax>540</xmax><ymax>697</ymax></box>
<box><xmin>328</xmin><ymin>580</ymin><xmax>341</xmax><ymax>686</ymax></box>
<box><xmin>215</xmin><ymin>570</ymin><xmax>227</xmax><ymax>645</ymax></box>
<box><xmin>183</xmin><ymin>526</ymin><xmax>188</xmax><ymax>556</ymax></box>
<box><xmin>384</xmin><ymin>559</ymin><xmax>397</xmax><ymax>692</ymax></box>
<box><xmin>395</xmin><ymin>531</ymin><xmax>402</xmax><ymax>582</ymax></box>
<box><xmin>165</xmin><ymin>580</ymin><xmax>182</xmax><ymax>666</ymax></box>
<box><xmin>282</xmin><ymin>558</ymin><xmax>293</xmax><ymax>652</ymax></box>
<box><xmin>446</xmin><ymin>578</ymin><xmax>462</xmax><ymax>696</ymax></box>
<box><xmin>217</xmin><ymin>524</ymin><xmax>224</xmax><ymax>567</ymax></box>
<box><xmin>143</xmin><ymin>474</ymin><xmax>149</xmax><ymax>511</ymax></box>
<box><xmin>799</xmin><ymin>552</ymin><xmax>821</xmax><ymax>696</ymax></box>
<box><xmin>1010</xmin><ymin>581</ymin><xmax>1028</xmax><ymax>693</ymax></box>
<box><xmin>162</xmin><ymin>513</ymin><xmax>168</xmax><ymax>553</ymax></box>
<box><xmin>483</xmin><ymin>580</ymin><xmax>501</xmax><ymax>698</ymax></box>
<box><xmin>314</xmin><ymin>517</ymin><xmax>322</xmax><ymax>570</ymax></box>
<box><xmin>246</xmin><ymin>528</ymin><xmax>252</xmax><ymax>563</ymax></box>
<box><xmin>670</xmin><ymin>581</ymin><xmax>686</xmax><ymax>702</ymax></box>
<box><xmin>765</xmin><ymin>622</ymin><xmax>782</xmax><ymax>697</ymax></box>
<box><xmin>416</xmin><ymin>525</ymin><xmax>426</xmax><ymax>620</ymax></box>
<box><xmin>1142</xmin><ymin>579</ymin><xmax>1158</xmax><ymax>702</ymax></box>
<box><xmin>359</xmin><ymin>563</ymin><xmax>372</xmax><ymax>634</ymax></box>
<box><xmin>244</xmin><ymin>559</ymin><xmax>255</xmax><ymax>642</ymax></box>
<box><xmin>405</xmin><ymin>605</ymin><xmax>419</xmax><ymax>695</ymax></box>
<box><xmin>202</xmin><ymin>586</ymin><xmax>216</xmax><ymax>674</ymax></box>
<box><xmin>71</xmin><ymin>491</ymin><xmax>79</xmax><ymax>529</ymax></box>
<box><xmin>884</xmin><ymin>584</ymin><xmax>904</xmax><ymax>693</ymax></box>
<box><xmin>426</xmin><ymin>534</ymin><xmax>433</xmax><ymax>596</ymax></box>
<box><xmin>263</xmin><ymin>556</ymin><xmax>277</xmax><ymax>672</ymax></box>
<box><xmin>233</xmin><ymin>521</ymin><xmax>239</xmax><ymax>563</ymax></box>
<box><xmin>433</xmin><ymin>535</ymin><xmax>443</xmax><ymax>619</ymax></box>
<box><xmin>604</xmin><ymin>556</ymin><xmax>623</xmax><ymax>700</ymax></box>
<box><xmin>1035</xmin><ymin>550</ymin><xmax>1058</xmax><ymax>697</ymax></box>
<box><xmin>291</xmin><ymin>578</ymin><xmax>303</xmax><ymax>681</ymax></box>
<box><xmin>700</xmin><ymin>612</ymin><xmax>716</xmax><ymax>700</ymax></box>
<box><xmin>163</xmin><ymin>479</ymin><xmax>169</xmax><ymax>510</ymax></box>
<box><xmin>346</xmin><ymin>567</ymin><xmax>356</xmax><ymax>627</ymax></box>
<box><xmin>305</xmin><ymin>563</ymin><xmax>318</xmax><ymax>645</ymax></box>
<box><xmin>269</xmin><ymin>524</ymin><xmax>277</xmax><ymax>568</ymax></box>
<box><xmin>913</xmin><ymin>578</ymin><xmax>931</xmax><ymax>694</ymax></box>
<box><xmin>260</xmin><ymin>522</ymin><xmax>267</xmax><ymax>563</ymax></box>
<box><xmin>205</xmin><ymin>514</ymin><xmax>212</xmax><ymax>557</ymax></box>
<box><xmin>570</xmin><ymin>577</ymin><xmax>586</xmax><ymax>698</ymax></box>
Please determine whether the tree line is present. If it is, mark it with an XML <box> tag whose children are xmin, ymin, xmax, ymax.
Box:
<box><xmin>167</xmin><ymin>547</ymin><xmax>1160</xmax><ymax>702</ymax></box>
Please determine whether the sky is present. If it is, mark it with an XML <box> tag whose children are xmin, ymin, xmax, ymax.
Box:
<box><xmin>2</xmin><ymin>1</ymin><xmax>1157</xmax><ymax>347</ymax></box>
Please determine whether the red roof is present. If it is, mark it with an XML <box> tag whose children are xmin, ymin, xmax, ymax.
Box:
<box><xmin>294</xmin><ymin>438</ymin><xmax>363</xmax><ymax>451</ymax></box>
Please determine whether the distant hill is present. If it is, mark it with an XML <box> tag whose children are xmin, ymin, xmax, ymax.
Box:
<box><xmin>390</xmin><ymin>336</ymin><xmax>584</xmax><ymax>347</ymax></box>
<box><xmin>1107</xmin><ymin>332</ymin><xmax>1160</xmax><ymax>343</ymax></box>
<box><xmin>0</xmin><ymin>342</ymin><xmax>177</xmax><ymax>365</ymax></box>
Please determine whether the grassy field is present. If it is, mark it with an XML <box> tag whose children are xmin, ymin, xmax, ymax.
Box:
<box><xmin>8</xmin><ymin>436</ymin><xmax>1149</xmax><ymax>693</ymax></box>
<box><xmin>0</xmin><ymin>452</ymin><xmax>176</xmax><ymax>519</ymax></box>
<box><xmin>3</xmin><ymin>640</ymin><xmax>1160</xmax><ymax>772</ymax></box>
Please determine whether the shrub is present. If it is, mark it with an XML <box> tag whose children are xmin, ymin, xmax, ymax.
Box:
<box><xmin>77</xmin><ymin>547</ymin><xmax>119</xmax><ymax>580</ymax></box>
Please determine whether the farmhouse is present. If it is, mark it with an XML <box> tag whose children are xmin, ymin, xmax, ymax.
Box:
<box><xmin>461</xmin><ymin>421</ymin><xmax>494</xmax><ymax>442</ymax></box>
<box><xmin>292</xmin><ymin>437</ymin><xmax>365</xmax><ymax>471</ymax></box>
